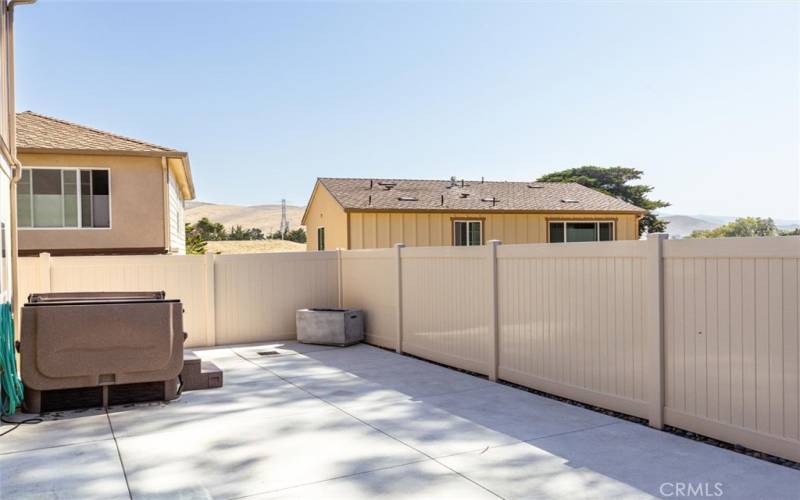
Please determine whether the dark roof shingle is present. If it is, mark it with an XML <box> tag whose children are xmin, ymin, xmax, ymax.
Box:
<box><xmin>319</xmin><ymin>177</ymin><xmax>645</xmax><ymax>213</ymax></box>
<box><xmin>16</xmin><ymin>111</ymin><xmax>180</xmax><ymax>154</ymax></box>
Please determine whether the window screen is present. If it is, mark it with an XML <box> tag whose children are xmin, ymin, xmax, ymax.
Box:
<box><xmin>599</xmin><ymin>222</ymin><xmax>613</xmax><ymax>241</ymax></box>
<box><xmin>453</xmin><ymin>220</ymin><xmax>482</xmax><ymax>246</ymax></box>
<box><xmin>32</xmin><ymin>169</ymin><xmax>63</xmax><ymax>227</ymax></box>
<box><xmin>549</xmin><ymin>222</ymin><xmax>565</xmax><ymax>243</ymax></box>
<box><xmin>566</xmin><ymin>222</ymin><xmax>597</xmax><ymax>242</ymax></box>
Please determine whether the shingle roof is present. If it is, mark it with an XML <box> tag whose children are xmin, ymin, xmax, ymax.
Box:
<box><xmin>319</xmin><ymin>177</ymin><xmax>645</xmax><ymax>213</ymax></box>
<box><xmin>16</xmin><ymin>111</ymin><xmax>181</xmax><ymax>154</ymax></box>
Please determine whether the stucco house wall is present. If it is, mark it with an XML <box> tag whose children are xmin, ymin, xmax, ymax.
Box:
<box><xmin>304</xmin><ymin>182</ymin><xmax>348</xmax><ymax>251</ymax></box>
<box><xmin>17</xmin><ymin>152</ymin><xmax>168</xmax><ymax>255</ymax></box>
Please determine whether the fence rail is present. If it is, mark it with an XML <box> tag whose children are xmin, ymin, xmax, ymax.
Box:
<box><xmin>18</xmin><ymin>235</ymin><xmax>800</xmax><ymax>462</ymax></box>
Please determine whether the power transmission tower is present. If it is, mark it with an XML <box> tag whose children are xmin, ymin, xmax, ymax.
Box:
<box><xmin>280</xmin><ymin>199</ymin><xmax>289</xmax><ymax>239</ymax></box>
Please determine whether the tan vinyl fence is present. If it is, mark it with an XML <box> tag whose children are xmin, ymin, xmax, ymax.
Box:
<box><xmin>340</xmin><ymin>248</ymin><xmax>398</xmax><ymax>350</ymax></box>
<box><xmin>401</xmin><ymin>246</ymin><xmax>493</xmax><ymax>376</ymax></box>
<box><xmin>661</xmin><ymin>237</ymin><xmax>799</xmax><ymax>463</ymax></box>
<box><xmin>213</xmin><ymin>251</ymin><xmax>339</xmax><ymax>345</ymax></box>
<box><xmin>18</xmin><ymin>251</ymin><xmax>340</xmax><ymax>348</ymax></box>
<box><xmin>18</xmin><ymin>254</ymin><xmax>212</xmax><ymax>348</ymax></box>
<box><xmin>341</xmin><ymin>236</ymin><xmax>800</xmax><ymax>462</ymax></box>
<box><xmin>17</xmin><ymin>236</ymin><xmax>800</xmax><ymax>462</ymax></box>
<box><xmin>496</xmin><ymin>240</ymin><xmax>652</xmax><ymax>419</ymax></box>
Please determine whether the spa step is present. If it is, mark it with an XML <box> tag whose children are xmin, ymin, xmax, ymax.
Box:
<box><xmin>181</xmin><ymin>352</ymin><xmax>224</xmax><ymax>391</ymax></box>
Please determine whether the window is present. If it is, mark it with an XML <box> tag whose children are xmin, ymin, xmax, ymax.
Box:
<box><xmin>18</xmin><ymin>168</ymin><xmax>110</xmax><ymax>228</ymax></box>
<box><xmin>453</xmin><ymin>220</ymin><xmax>482</xmax><ymax>246</ymax></box>
<box><xmin>549</xmin><ymin>221</ymin><xmax>614</xmax><ymax>243</ymax></box>
<box><xmin>317</xmin><ymin>227</ymin><xmax>325</xmax><ymax>251</ymax></box>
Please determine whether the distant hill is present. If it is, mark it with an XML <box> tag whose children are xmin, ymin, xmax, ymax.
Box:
<box><xmin>660</xmin><ymin>215</ymin><xmax>719</xmax><ymax>238</ymax></box>
<box><xmin>660</xmin><ymin>214</ymin><xmax>799</xmax><ymax>237</ymax></box>
<box><xmin>205</xmin><ymin>240</ymin><xmax>305</xmax><ymax>254</ymax></box>
<box><xmin>185</xmin><ymin>201</ymin><xmax>305</xmax><ymax>235</ymax></box>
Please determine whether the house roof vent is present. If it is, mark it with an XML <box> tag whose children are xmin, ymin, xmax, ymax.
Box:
<box><xmin>397</xmin><ymin>196</ymin><xmax>418</xmax><ymax>201</ymax></box>
<box><xmin>561</xmin><ymin>198</ymin><xmax>580</xmax><ymax>203</ymax></box>
<box><xmin>528</xmin><ymin>184</ymin><xmax>544</xmax><ymax>189</ymax></box>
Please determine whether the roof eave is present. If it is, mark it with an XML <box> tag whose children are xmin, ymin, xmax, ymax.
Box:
<box><xmin>342</xmin><ymin>207</ymin><xmax>647</xmax><ymax>215</ymax></box>
<box><xmin>17</xmin><ymin>147</ymin><xmax>187</xmax><ymax>158</ymax></box>
<box><xmin>179</xmin><ymin>155</ymin><xmax>196</xmax><ymax>200</ymax></box>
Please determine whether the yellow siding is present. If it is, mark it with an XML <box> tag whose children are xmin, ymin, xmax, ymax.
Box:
<box><xmin>348</xmin><ymin>211</ymin><xmax>640</xmax><ymax>249</ymax></box>
<box><xmin>305</xmin><ymin>183</ymin><xmax>348</xmax><ymax>251</ymax></box>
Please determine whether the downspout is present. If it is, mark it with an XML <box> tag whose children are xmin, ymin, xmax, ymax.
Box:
<box><xmin>7</xmin><ymin>0</ymin><xmax>37</xmax><ymax>317</ymax></box>
<box><xmin>161</xmin><ymin>157</ymin><xmax>170</xmax><ymax>254</ymax></box>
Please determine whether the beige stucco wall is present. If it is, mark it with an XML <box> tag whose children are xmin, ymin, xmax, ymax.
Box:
<box><xmin>304</xmin><ymin>184</ymin><xmax>348</xmax><ymax>251</ymax></box>
<box><xmin>17</xmin><ymin>153</ymin><xmax>167</xmax><ymax>254</ymax></box>
<box><xmin>347</xmin><ymin>211</ymin><xmax>641</xmax><ymax>249</ymax></box>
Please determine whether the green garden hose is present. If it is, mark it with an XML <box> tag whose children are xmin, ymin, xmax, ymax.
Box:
<box><xmin>0</xmin><ymin>303</ymin><xmax>23</xmax><ymax>415</ymax></box>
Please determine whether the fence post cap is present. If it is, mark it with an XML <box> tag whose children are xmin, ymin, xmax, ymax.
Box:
<box><xmin>488</xmin><ymin>239</ymin><xmax>501</xmax><ymax>246</ymax></box>
<box><xmin>647</xmin><ymin>233</ymin><xmax>669</xmax><ymax>241</ymax></box>
<box><xmin>394</xmin><ymin>243</ymin><xmax>405</xmax><ymax>248</ymax></box>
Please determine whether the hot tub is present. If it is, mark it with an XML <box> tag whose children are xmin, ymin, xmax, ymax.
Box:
<box><xmin>296</xmin><ymin>308</ymin><xmax>364</xmax><ymax>347</ymax></box>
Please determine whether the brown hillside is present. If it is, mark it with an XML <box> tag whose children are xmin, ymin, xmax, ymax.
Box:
<box><xmin>186</xmin><ymin>202</ymin><xmax>305</xmax><ymax>235</ymax></box>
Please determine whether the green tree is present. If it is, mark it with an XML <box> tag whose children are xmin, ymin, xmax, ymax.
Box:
<box><xmin>286</xmin><ymin>228</ymin><xmax>307</xmax><ymax>243</ymax></box>
<box><xmin>689</xmin><ymin>217</ymin><xmax>778</xmax><ymax>238</ymax></box>
<box><xmin>780</xmin><ymin>227</ymin><xmax>800</xmax><ymax>236</ymax></box>
<box><xmin>269</xmin><ymin>227</ymin><xmax>307</xmax><ymax>243</ymax></box>
<box><xmin>192</xmin><ymin>217</ymin><xmax>227</xmax><ymax>241</ymax></box>
<box><xmin>184</xmin><ymin>222</ymin><xmax>207</xmax><ymax>254</ymax></box>
<box><xmin>228</xmin><ymin>225</ymin><xmax>265</xmax><ymax>240</ymax></box>
<box><xmin>537</xmin><ymin>166</ymin><xmax>669</xmax><ymax>236</ymax></box>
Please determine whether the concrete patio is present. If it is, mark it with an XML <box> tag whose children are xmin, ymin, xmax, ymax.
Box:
<box><xmin>1</xmin><ymin>342</ymin><xmax>798</xmax><ymax>499</ymax></box>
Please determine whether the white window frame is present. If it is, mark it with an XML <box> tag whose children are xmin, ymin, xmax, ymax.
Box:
<box><xmin>452</xmin><ymin>219</ymin><xmax>483</xmax><ymax>246</ymax></box>
<box><xmin>548</xmin><ymin>220</ymin><xmax>615</xmax><ymax>243</ymax></box>
<box><xmin>18</xmin><ymin>166</ymin><xmax>113</xmax><ymax>230</ymax></box>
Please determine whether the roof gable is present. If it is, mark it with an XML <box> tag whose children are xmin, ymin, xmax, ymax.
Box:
<box><xmin>16</xmin><ymin>111</ymin><xmax>181</xmax><ymax>154</ymax></box>
<box><xmin>317</xmin><ymin>177</ymin><xmax>645</xmax><ymax>213</ymax></box>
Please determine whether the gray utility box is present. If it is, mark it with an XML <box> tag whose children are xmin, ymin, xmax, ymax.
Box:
<box><xmin>296</xmin><ymin>308</ymin><xmax>364</xmax><ymax>347</ymax></box>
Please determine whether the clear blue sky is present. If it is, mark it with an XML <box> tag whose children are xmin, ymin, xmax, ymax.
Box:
<box><xmin>13</xmin><ymin>1</ymin><xmax>800</xmax><ymax>220</ymax></box>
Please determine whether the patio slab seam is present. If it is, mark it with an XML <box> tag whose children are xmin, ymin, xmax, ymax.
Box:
<box><xmin>233</xmin><ymin>349</ymin><xmax>504</xmax><ymax>499</ymax></box>
<box><xmin>0</xmin><ymin>435</ymin><xmax>116</xmax><ymax>457</ymax></box>
<box><xmin>105</xmin><ymin>409</ymin><xmax>134</xmax><ymax>500</ymax></box>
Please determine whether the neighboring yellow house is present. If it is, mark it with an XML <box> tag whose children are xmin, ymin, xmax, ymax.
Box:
<box><xmin>302</xmin><ymin>177</ymin><xmax>645</xmax><ymax>250</ymax></box>
<box><xmin>15</xmin><ymin>111</ymin><xmax>195</xmax><ymax>256</ymax></box>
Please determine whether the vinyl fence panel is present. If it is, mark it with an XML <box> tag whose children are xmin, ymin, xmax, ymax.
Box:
<box><xmin>662</xmin><ymin>237</ymin><xmax>800</xmax><ymax>462</ymax></box>
<box><xmin>213</xmin><ymin>251</ymin><xmax>339</xmax><ymax>345</ymax></box>
<box><xmin>19</xmin><ymin>254</ymin><xmax>211</xmax><ymax>347</ymax></box>
<box><xmin>496</xmin><ymin>241</ymin><xmax>651</xmax><ymax>418</ymax></box>
<box><xmin>341</xmin><ymin>248</ymin><xmax>398</xmax><ymax>349</ymax></box>
<box><xmin>400</xmin><ymin>245</ymin><xmax>492</xmax><ymax>375</ymax></box>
